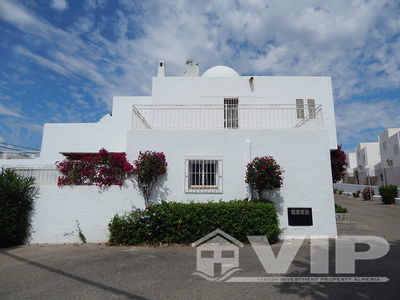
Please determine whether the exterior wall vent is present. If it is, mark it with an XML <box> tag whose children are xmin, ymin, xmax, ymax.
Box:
<box><xmin>288</xmin><ymin>207</ymin><xmax>313</xmax><ymax>226</ymax></box>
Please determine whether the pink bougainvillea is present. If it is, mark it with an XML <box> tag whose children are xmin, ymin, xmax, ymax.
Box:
<box><xmin>245</xmin><ymin>156</ymin><xmax>284</xmax><ymax>200</ymax></box>
<box><xmin>330</xmin><ymin>145</ymin><xmax>347</xmax><ymax>183</ymax></box>
<box><xmin>56</xmin><ymin>149</ymin><xmax>133</xmax><ymax>187</ymax></box>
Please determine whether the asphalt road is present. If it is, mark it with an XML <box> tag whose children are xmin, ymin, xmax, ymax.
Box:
<box><xmin>335</xmin><ymin>194</ymin><xmax>400</xmax><ymax>241</ymax></box>
<box><xmin>0</xmin><ymin>195</ymin><xmax>399</xmax><ymax>299</ymax></box>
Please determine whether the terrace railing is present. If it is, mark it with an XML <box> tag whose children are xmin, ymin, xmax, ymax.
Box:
<box><xmin>3</xmin><ymin>165</ymin><xmax>59</xmax><ymax>185</ymax></box>
<box><xmin>132</xmin><ymin>104</ymin><xmax>323</xmax><ymax>129</ymax></box>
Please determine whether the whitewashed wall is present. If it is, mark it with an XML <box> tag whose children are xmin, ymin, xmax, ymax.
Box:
<box><xmin>126</xmin><ymin>129</ymin><xmax>337</xmax><ymax>239</ymax></box>
<box><xmin>26</xmin><ymin>128</ymin><xmax>336</xmax><ymax>243</ymax></box>
<box><xmin>30</xmin><ymin>183</ymin><xmax>144</xmax><ymax>243</ymax></box>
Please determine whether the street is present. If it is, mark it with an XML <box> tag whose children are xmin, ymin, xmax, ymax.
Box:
<box><xmin>1</xmin><ymin>195</ymin><xmax>399</xmax><ymax>299</ymax></box>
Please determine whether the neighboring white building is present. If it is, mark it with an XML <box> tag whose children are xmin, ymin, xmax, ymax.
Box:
<box><xmin>379</xmin><ymin>128</ymin><xmax>400</xmax><ymax>186</ymax></box>
<box><xmin>343</xmin><ymin>152</ymin><xmax>357</xmax><ymax>184</ymax></box>
<box><xmin>353</xmin><ymin>142</ymin><xmax>381</xmax><ymax>185</ymax></box>
<box><xmin>0</xmin><ymin>62</ymin><xmax>338</xmax><ymax>242</ymax></box>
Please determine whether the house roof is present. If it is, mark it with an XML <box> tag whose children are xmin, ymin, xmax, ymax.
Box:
<box><xmin>59</xmin><ymin>152</ymin><xmax>124</xmax><ymax>160</ymax></box>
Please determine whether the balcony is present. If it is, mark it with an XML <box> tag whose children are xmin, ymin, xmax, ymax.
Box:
<box><xmin>132</xmin><ymin>104</ymin><xmax>323</xmax><ymax>130</ymax></box>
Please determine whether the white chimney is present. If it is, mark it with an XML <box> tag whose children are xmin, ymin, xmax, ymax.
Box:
<box><xmin>157</xmin><ymin>61</ymin><xmax>165</xmax><ymax>77</ymax></box>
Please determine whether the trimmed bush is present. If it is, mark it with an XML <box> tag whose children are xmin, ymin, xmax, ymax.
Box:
<box><xmin>335</xmin><ymin>204</ymin><xmax>348</xmax><ymax>213</ymax></box>
<box><xmin>352</xmin><ymin>191</ymin><xmax>360</xmax><ymax>198</ymax></box>
<box><xmin>362</xmin><ymin>188</ymin><xmax>374</xmax><ymax>200</ymax></box>
<box><xmin>108</xmin><ymin>201</ymin><xmax>280</xmax><ymax>245</ymax></box>
<box><xmin>379</xmin><ymin>185</ymin><xmax>398</xmax><ymax>205</ymax></box>
<box><xmin>0</xmin><ymin>169</ymin><xmax>38</xmax><ymax>247</ymax></box>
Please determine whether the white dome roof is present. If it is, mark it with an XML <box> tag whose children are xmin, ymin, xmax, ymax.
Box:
<box><xmin>202</xmin><ymin>65</ymin><xmax>240</xmax><ymax>77</ymax></box>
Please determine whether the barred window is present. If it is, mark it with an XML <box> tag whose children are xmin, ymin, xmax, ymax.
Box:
<box><xmin>224</xmin><ymin>98</ymin><xmax>239</xmax><ymax>128</ymax></box>
<box><xmin>296</xmin><ymin>99</ymin><xmax>304</xmax><ymax>119</ymax></box>
<box><xmin>307</xmin><ymin>99</ymin><xmax>316</xmax><ymax>119</ymax></box>
<box><xmin>185</xmin><ymin>158</ymin><xmax>222</xmax><ymax>193</ymax></box>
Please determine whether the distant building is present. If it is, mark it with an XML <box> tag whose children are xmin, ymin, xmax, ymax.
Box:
<box><xmin>354</xmin><ymin>142</ymin><xmax>381</xmax><ymax>185</ymax></box>
<box><xmin>0</xmin><ymin>151</ymin><xmax>37</xmax><ymax>159</ymax></box>
<box><xmin>379</xmin><ymin>128</ymin><xmax>400</xmax><ymax>186</ymax></box>
<box><xmin>343</xmin><ymin>152</ymin><xmax>357</xmax><ymax>184</ymax></box>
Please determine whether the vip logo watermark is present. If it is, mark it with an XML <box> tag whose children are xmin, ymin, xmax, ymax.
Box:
<box><xmin>192</xmin><ymin>229</ymin><xmax>390</xmax><ymax>283</ymax></box>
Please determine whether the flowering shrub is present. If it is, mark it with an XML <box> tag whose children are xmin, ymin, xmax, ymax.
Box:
<box><xmin>245</xmin><ymin>156</ymin><xmax>284</xmax><ymax>199</ymax></box>
<box><xmin>131</xmin><ymin>151</ymin><xmax>167</xmax><ymax>206</ymax></box>
<box><xmin>330</xmin><ymin>145</ymin><xmax>347</xmax><ymax>183</ymax></box>
<box><xmin>362</xmin><ymin>187</ymin><xmax>374</xmax><ymax>200</ymax></box>
<box><xmin>56</xmin><ymin>149</ymin><xmax>133</xmax><ymax>187</ymax></box>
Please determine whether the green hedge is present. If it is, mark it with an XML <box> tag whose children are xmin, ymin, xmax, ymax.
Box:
<box><xmin>379</xmin><ymin>185</ymin><xmax>398</xmax><ymax>205</ymax></box>
<box><xmin>108</xmin><ymin>200</ymin><xmax>280</xmax><ymax>245</ymax></box>
<box><xmin>0</xmin><ymin>169</ymin><xmax>38</xmax><ymax>247</ymax></box>
<box><xmin>335</xmin><ymin>204</ymin><xmax>348</xmax><ymax>213</ymax></box>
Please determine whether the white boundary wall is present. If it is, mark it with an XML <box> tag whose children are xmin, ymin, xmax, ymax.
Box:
<box><xmin>334</xmin><ymin>183</ymin><xmax>381</xmax><ymax>195</ymax></box>
<box><xmin>334</xmin><ymin>183</ymin><xmax>400</xmax><ymax>201</ymax></box>
<box><xmin>30</xmin><ymin>183</ymin><xmax>144</xmax><ymax>243</ymax></box>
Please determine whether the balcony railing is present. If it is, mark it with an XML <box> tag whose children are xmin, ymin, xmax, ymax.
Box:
<box><xmin>132</xmin><ymin>104</ymin><xmax>323</xmax><ymax>129</ymax></box>
<box><xmin>4</xmin><ymin>166</ymin><xmax>59</xmax><ymax>185</ymax></box>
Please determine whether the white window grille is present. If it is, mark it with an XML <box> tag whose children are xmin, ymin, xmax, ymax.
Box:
<box><xmin>307</xmin><ymin>99</ymin><xmax>316</xmax><ymax>119</ymax></box>
<box><xmin>185</xmin><ymin>158</ymin><xmax>222</xmax><ymax>193</ymax></box>
<box><xmin>224</xmin><ymin>98</ymin><xmax>239</xmax><ymax>128</ymax></box>
<box><xmin>296</xmin><ymin>99</ymin><xmax>304</xmax><ymax>119</ymax></box>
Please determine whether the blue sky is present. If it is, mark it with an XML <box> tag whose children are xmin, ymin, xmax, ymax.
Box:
<box><xmin>0</xmin><ymin>0</ymin><xmax>399</xmax><ymax>153</ymax></box>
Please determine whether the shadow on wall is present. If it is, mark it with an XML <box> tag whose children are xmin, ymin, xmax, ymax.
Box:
<box><xmin>149</xmin><ymin>173</ymin><xmax>170</xmax><ymax>204</ymax></box>
<box><xmin>246</xmin><ymin>185</ymin><xmax>284</xmax><ymax>214</ymax></box>
<box><xmin>264</xmin><ymin>189</ymin><xmax>284</xmax><ymax>215</ymax></box>
<box><xmin>131</xmin><ymin>173</ymin><xmax>170</xmax><ymax>205</ymax></box>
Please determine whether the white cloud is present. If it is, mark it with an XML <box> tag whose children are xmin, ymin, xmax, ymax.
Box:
<box><xmin>0</xmin><ymin>104</ymin><xmax>23</xmax><ymax>118</ymax></box>
<box><xmin>336</xmin><ymin>99</ymin><xmax>400</xmax><ymax>149</ymax></box>
<box><xmin>51</xmin><ymin>0</ymin><xmax>69</xmax><ymax>12</ymax></box>
<box><xmin>0</xmin><ymin>0</ymin><xmax>399</xmax><ymax>148</ymax></box>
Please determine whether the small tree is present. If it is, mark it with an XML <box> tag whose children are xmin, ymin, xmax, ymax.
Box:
<box><xmin>330</xmin><ymin>145</ymin><xmax>347</xmax><ymax>183</ymax></box>
<box><xmin>132</xmin><ymin>151</ymin><xmax>167</xmax><ymax>206</ymax></box>
<box><xmin>245</xmin><ymin>156</ymin><xmax>284</xmax><ymax>200</ymax></box>
<box><xmin>0</xmin><ymin>169</ymin><xmax>38</xmax><ymax>247</ymax></box>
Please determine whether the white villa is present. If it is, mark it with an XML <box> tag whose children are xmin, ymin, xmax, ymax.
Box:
<box><xmin>379</xmin><ymin>128</ymin><xmax>400</xmax><ymax>186</ymax></box>
<box><xmin>1</xmin><ymin>62</ymin><xmax>338</xmax><ymax>242</ymax></box>
<box><xmin>342</xmin><ymin>129</ymin><xmax>400</xmax><ymax>188</ymax></box>
<box><xmin>343</xmin><ymin>152</ymin><xmax>357</xmax><ymax>184</ymax></box>
<box><xmin>353</xmin><ymin>142</ymin><xmax>381</xmax><ymax>186</ymax></box>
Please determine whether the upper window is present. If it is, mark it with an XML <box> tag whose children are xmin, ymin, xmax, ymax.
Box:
<box><xmin>307</xmin><ymin>99</ymin><xmax>316</xmax><ymax>119</ymax></box>
<box><xmin>296</xmin><ymin>99</ymin><xmax>304</xmax><ymax>119</ymax></box>
<box><xmin>224</xmin><ymin>98</ymin><xmax>239</xmax><ymax>129</ymax></box>
<box><xmin>383</xmin><ymin>141</ymin><xmax>387</xmax><ymax>151</ymax></box>
<box><xmin>185</xmin><ymin>158</ymin><xmax>222</xmax><ymax>193</ymax></box>
<box><xmin>395</xmin><ymin>144</ymin><xmax>399</xmax><ymax>154</ymax></box>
